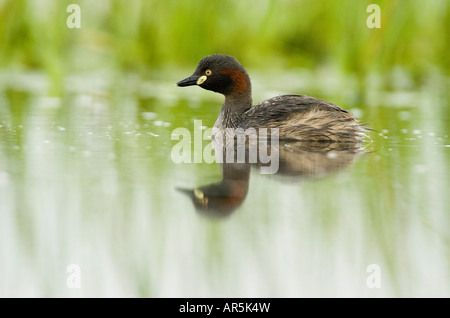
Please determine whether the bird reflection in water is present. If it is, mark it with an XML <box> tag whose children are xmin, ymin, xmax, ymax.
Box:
<box><xmin>177</xmin><ymin>137</ymin><xmax>368</xmax><ymax>218</ymax></box>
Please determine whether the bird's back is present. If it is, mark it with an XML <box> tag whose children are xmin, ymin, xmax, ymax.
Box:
<box><xmin>240</xmin><ymin>94</ymin><xmax>367</xmax><ymax>142</ymax></box>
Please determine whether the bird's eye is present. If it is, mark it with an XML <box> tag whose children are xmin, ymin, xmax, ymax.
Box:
<box><xmin>205</xmin><ymin>69</ymin><xmax>212</xmax><ymax>76</ymax></box>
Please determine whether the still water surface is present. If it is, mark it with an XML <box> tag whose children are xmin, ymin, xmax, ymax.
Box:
<box><xmin>0</xmin><ymin>70</ymin><xmax>449</xmax><ymax>297</ymax></box>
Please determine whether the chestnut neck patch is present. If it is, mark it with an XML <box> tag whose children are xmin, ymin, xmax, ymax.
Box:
<box><xmin>219</xmin><ymin>68</ymin><xmax>250</xmax><ymax>95</ymax></box>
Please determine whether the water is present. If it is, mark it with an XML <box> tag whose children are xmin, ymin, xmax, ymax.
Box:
<box><xmin>0</xmin><ymin>70</ymin><xmax>449</xmax><ymax>297</ymax></box>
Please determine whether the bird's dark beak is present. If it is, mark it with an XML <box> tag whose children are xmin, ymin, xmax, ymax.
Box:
<box><xmin>176</xmin><ymin>75</ymin><xmax>200</xmax><ymax>87</ymax></box>
<box><xmin>176</xmin><ymin>187</ymin><xmax>195</xmax><ymax>198</ymax></box>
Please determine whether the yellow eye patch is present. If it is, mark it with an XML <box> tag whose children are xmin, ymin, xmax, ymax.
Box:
<box><xmin>194</xmin><ymin>189</ymin><xmax>208</xmax><ymax>208</ymax></box>
<box><xmin>197</xmin><ymin>75</ymin><xmax>207</xmax><ymax>85</ymax></box>
<box><xmin>205</xmin><ymin>69</ymin><xmax>212</xmax><ymax>76</ymax></box>
<box><xmin>194</xmin><ymin>189</ymin><xmax>204</xmax><ymax>200</ymax></box>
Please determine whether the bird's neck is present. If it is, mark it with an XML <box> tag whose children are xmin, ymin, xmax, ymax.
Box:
<box><xmin>216</xmin><ymin>91</ymin><xmax>252</xmax><ymax>128</ymax></box>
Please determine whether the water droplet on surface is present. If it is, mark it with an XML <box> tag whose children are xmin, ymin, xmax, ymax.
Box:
<box><xmin>398</xmin><ymin>111</ymin><xmax>412</xmax><ymax>120</ymax></box>
<box><xmin>142</xmin><ymin>112</ymin><xmax>157</xmax><ymax>120</ymax></box>
<box><xmin>82</xmin><ymin>150</ymin><xmax>91</xmax><ymax>157</ymax></box>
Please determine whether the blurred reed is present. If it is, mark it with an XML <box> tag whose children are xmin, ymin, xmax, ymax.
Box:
<box><xmin>0</xmin><ymin>0</ymin><xmax>448</xmax><ymax>76</ymax></box>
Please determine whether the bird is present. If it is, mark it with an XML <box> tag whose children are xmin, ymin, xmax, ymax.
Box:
<box><xmin>176</xmin><ymin>54</ymin><xmax>369</xmax><ymax>142</ymax></box>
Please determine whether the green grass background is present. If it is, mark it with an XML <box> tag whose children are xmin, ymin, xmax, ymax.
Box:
<box><xmin>0</xmin><ymin>0</ymin><xmax>448</xmax><ymax>77</ymax></box>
